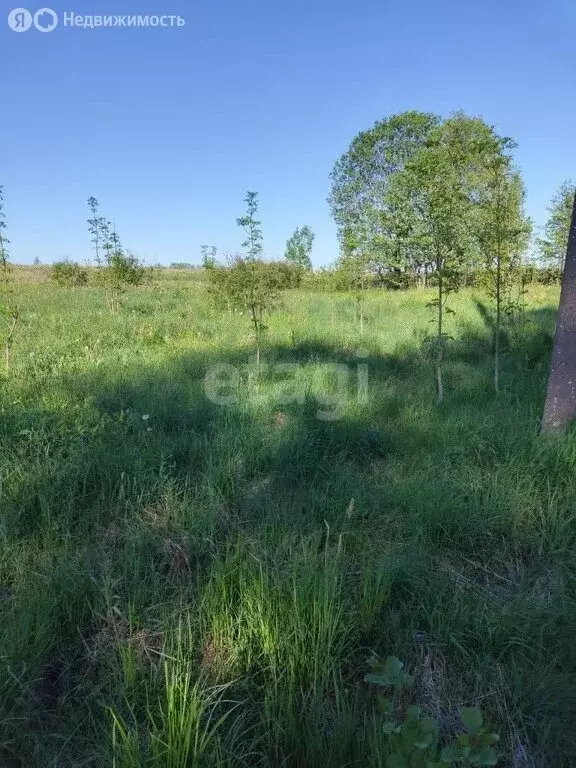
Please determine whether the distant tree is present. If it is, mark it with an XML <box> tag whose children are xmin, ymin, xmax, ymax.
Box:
<box><xmin>236</xmin><ymin>191</ymin><xmax>263</xmax><ymax>261</ymax></box>
<box><xmin>87</xmin><ymin>200</ymin><xmax>145</xmax><ymax>312</ymax></box>
<box><xmin>101</xmin><ymin>252</ymin><xmax>146</xmax><ymax>312</ymax></box>
<box><xmin>542</xmin><ymin>190</ymin><xmax>576</xmax><ymax>432</ymax></box>
<box><xmin>33</xmin><ymin>257</ymin><xmax>41</xmax><ymax>266</ymax></box>
<box><xmin>0</xmin><ymin>186</ymin><xmax>19</xmax><ymax>370</ymax></box>
<box><xmin>87</xmin><ymin>196</ymin><xmax>108</xmax><ymax>265</ymax></box>
<box><xmin>100</xmin><ymin>217</ymin><xmax>114</xmax><ymax>265</ymax></box>
<box><xmin>329</xmin><ymin>111</ymin><xmax>440</xmax><ymax>280</ymax></box>
<box><xmin>285</xmin><ymin>226</ymin><xmax>314</xmax><ymax>270</ymax></box>
<box><xmin>0</xmin><ymin>187</ymin><xmax>10</xmax><ymax>283</ymax></box>
<box><xmin>99</xmin><ymin>231</ymin><xmax>145</xmax><ymax>312</ymax></box>
<box><xmin>539</xmin><ymin>180</ymin><xmax>576</xmax><ymax>275</ymax></box>
<box><xmin>473</xmin><ymin>140</ymin><xmax>532</xmax><ymax>393</ymax></box>
<box><xmin>208</xmin><ymin>192</ymin><xmax>277</xmax><ymax>364</ymax></box>
<box><xmin>200</xmin><ymin>245</ymin><xmax>217</xmax><ymax>269</ymax></box>
<box><xmin>170</xmin><ymin>262</ymin><xmax>194</xmax><ymax>270</ymax></box>
<box><xmin>51</xmin><ymin>259</ymin><xmax>89</xmax><ymax>287</ymax></box>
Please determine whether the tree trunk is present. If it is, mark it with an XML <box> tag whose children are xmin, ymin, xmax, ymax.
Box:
<box><xmin>541</xmin><ymin>192</ymin><xmax>576</xmax><ymax>433</ymax></box>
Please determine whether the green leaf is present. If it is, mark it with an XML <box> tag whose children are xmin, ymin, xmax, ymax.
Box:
<box><xmin>366</xmin><ymin>656</ymin><xmax>413</xmax><ymax>689</ymax></box>
<box><xmin>406</xmin><ymin>705</ymin><xmax>422</xmax><ymax>722</ymax></box>
<box><xmin>385</xmin><ymin>656</ymin><xmax>405</xmax><ymax>677</ymax></box>
<box><xmin>472</xmin><ymin>746</ymin><xmax>498</xmax><ymax>766</ymax></box>
<box><xmin>385</xmin><ymin>656</ymin><xmax>414</xmax><ymax>688</ymax></box>
<box><xmin>461</xmin><ymin>707</ymin><xmax>484</xmax><ymax>734</ymax></box>
<box><xmin>365</xmin><ymin>672</ymin><xmax>389</xmax><ymax>686</ymax></box>
<box><xmin>414</xmin><ymin>733</ymin><xmax>433</xmax><ymax>749</ymax></box>
<box><xmin>377</xmin><ymin>694</ymin><xmax>394</xmax><ymax>715</ymax></box>
<box><xmin>440</xmin><ymin>746</ymin><xmax>462</xmax><ymax>761</ymax></box>
<box><xmin>420</xmin><ymin>717</ymin><xmax>439</xmax><ymax>734</ymax></box>
<box><xmin>382</xmin><ymin>720</ymin><xmax>398</xmax><ymax>735</ymax></box>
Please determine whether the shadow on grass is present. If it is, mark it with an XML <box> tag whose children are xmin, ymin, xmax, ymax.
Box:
<box><xmin>3</xmin><ymin>307</ymin><xmax>576</xmax><ymax>765</ymax></box>
<box><xmin>0</xmin><ymin>306</ymin><xmax>563</xmax><ymax>554</ymax></box>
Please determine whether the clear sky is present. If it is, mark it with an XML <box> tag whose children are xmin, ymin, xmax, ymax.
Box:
<box><xmin>2</xmin><ymin>0</ymin><xmax>575</xmax><ymax>266</ymax></box>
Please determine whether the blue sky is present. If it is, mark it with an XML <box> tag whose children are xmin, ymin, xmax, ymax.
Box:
<box><xmin>2</xmin><ymin>0</ymin><xmax>575</xmax><ymax>266</ymax></box>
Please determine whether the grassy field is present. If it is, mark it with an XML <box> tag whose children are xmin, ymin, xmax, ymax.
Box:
<box><xmin>1</xmin><ymin>274</ymin><xmax>575</xmax><ymax>766</ymax></box>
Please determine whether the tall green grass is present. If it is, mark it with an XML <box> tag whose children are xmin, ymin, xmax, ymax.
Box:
<box><xmin>0</xmin><ymin>278</ymin><xmax>574</xmax><ymax>766</ymax></box>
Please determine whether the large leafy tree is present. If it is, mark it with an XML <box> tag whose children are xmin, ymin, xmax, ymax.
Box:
<box><xmin>331</xmin><ymin>110</ymin><xmax>529</xmax><ymax>401</ymax></box>
<box><xmin>539</xmin><ymin>180</ymin><xmax>575</xmax><ymax>274</ymax></box>
<box><xmin>329</xmin><ymin>110</ymin><xmax>440</xmax><ymax>278</ymax></box>
<box><xmin>284</xmin><ymin>226</ymin><xmax>314</xmax><ymax>270</ymax></box>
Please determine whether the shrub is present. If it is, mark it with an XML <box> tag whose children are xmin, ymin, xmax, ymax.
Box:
<box><xmin>537</xmin><ymin>266</ymin><xmax>562</xmax><ymax>285</ymax></box>
<box><xmin>50</xmin><ymin>259</ymin><xmax>89</xmax><ymax>287</ymax></box>
<box><xmin>267</xmin><ymin>260</ymin><xmax>303</xmax><ymax>289</ymax></box>
<box><xmin>365</xmin><ymin>656</ymin><xmax>500</xmax><ymax>766</ymax></box>
<box><xmin>94</xmin><ymin>251</ymin><xmax>147</xmax><ymax>311</ymax></box>
<box><xmin>207</xmin><ymin>257</ymin><xmax>283</xmax><ymax>362</ymax></box>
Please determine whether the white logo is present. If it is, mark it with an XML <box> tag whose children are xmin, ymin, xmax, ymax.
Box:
<box><xmin>34</xmin><ymin>7</ymin><xmax>57</xmax><ymax>31</ymax></box>
<box><xmin>8</xmin><ymin>8</ymin><xmax>32</xmax><ymax>31</ymax></box>
<box><xmin>7</xmin><ymin>7</ymin><xmax>58</xmax><ymax>32</ymax></box>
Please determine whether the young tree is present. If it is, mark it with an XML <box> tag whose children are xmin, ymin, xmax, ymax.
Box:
<box><xmin>236</xmin><ymin>191</ymin><xmax>263</xmax><ymax>261</ymax></box>
<box><xmin>201</xmin><ymin>245</ymin><xmax>217</xmax><ymax>269</ymax></box>
<box><xmin>0</xmin><ymin>186</ymin><xmax>19</xmax><ymax>371</ymax></box>
<box><xmin>208</xmin><ymin>258</ymin><xmax>281</xmax><ymax>365</ymax></box>
<box><xmin>100</xmin><ymin>217</ymin><xmax>114</xmax><ymax>265</ymax></box>
<box><xmin>87</xmin><ymin>199</ymin><xmax>145</xmax><ymax>312</ymax></box>
<box><xmin>388</xmin><ymin>115</ymin><xmax>496</xmax><ymax>403</ymax></box>
<box><xmin>541</xmin><ymin>190</ymin><xmax>576</xmax><ymax>433</ymax></box>
<box><xmin>334</xmin><ymin>229</ymin><xmax>374</xmax><ymax>335</ymax></box>
<box><xmin>87</xmin><ymin>196</ymin><xmax>106</xmax><ymax>264</ymax></box>
<box><xmin>208</xmin><ymin>192</ymin><xmax>278</xmax><ymax>364</ymax></box>
<box><xmin>284</xmin><ymin>226</ymin><xmax>314</xmax><ymax>270</ymax></box>
<box><xmin>106</xmin><ymin>232</ymin><xmax>145</xmax><ymax>311</ymax></box>
<box><xmin>539</xmin><ymin>180</ymin><xmax>576</xmax><ymax>275</ymax></box>
<box><xmin>474</xmin><ymin>141</ymin><xmax>531</xmax><ymax>392</ymax></box>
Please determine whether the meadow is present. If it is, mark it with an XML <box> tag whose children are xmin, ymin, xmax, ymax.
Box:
<box><xmin>1</xmin><ymin>271</ymin><xmax>575</xmax><ymax>767</ymax></box>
